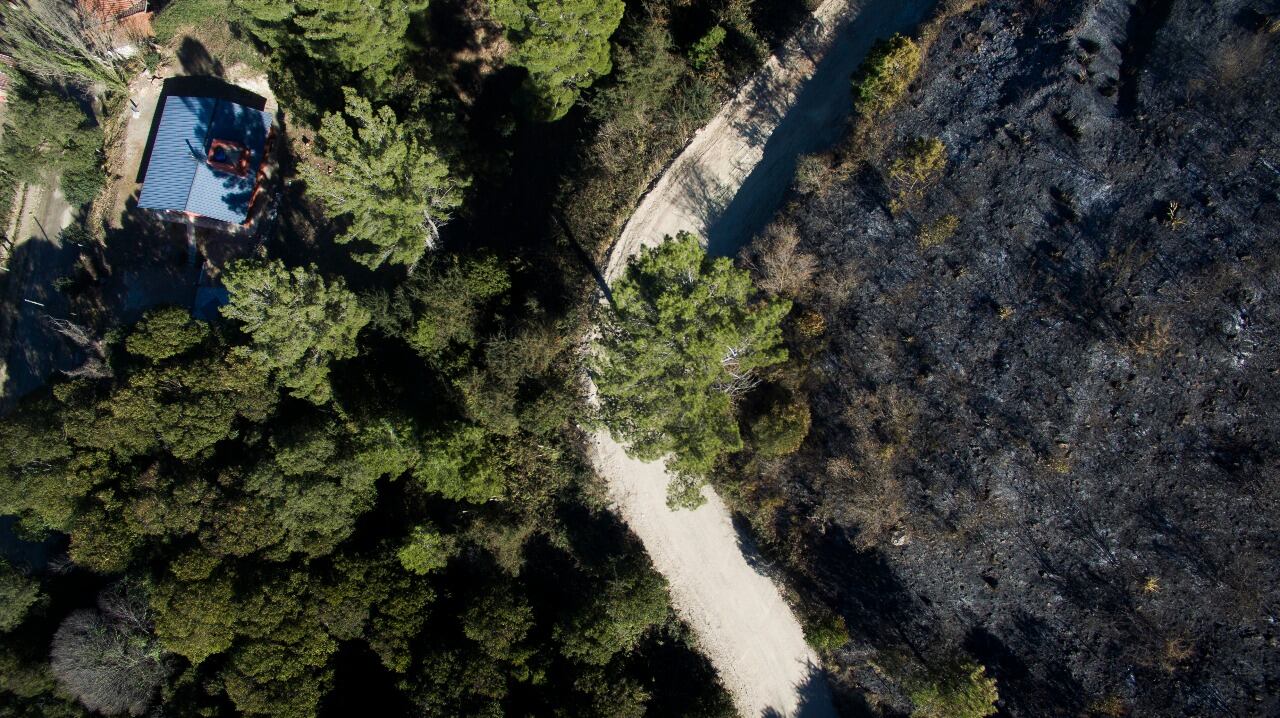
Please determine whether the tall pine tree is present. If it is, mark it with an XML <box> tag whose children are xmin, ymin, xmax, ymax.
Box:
<box><xmin>490</xmin><ymin>0</ymin><xmax>625</xmax><ymax>121</ymax></box>
<box><xmin>302</xmin><ymin>88</ymin><xmax>464</xmax><ymax>269</ymax></box>
<box><xmin>234</xmin><ymin>0</ymin><xmax>428</xmax><ymax>95</ymax></box>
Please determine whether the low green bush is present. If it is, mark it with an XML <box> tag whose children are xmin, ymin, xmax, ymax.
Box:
<box><xmin>918</xmin><ymin>214</ymin><xmax>959</xmax><ymax>249</ymax></box>
<box><xmin>750</xmin><ymin>397</ymin><xmax>811</xmax><ymax>457</ymax></box>
<box><xmin>802</xmin><ymin>610</ymin><xmax>849</xmax><ymax>654</ymax></box>
<box><xmin>889</xmin><ymin>137</ymin><xmax>947</xmax><ymax>212</ymax></box>
<box><xmin>690</xmin><ymin>25</ymin><xmax>727</xmax><ymax>71</ymax></box>
<box><xmin>909</xmin><ymin>662</ymin><xmax>999</xmax><ymax>718</ymax></box>
<box><xmin>852</xmin><ymin>33</ymin><xmax>922</xmax><ymax>115</ymax></box>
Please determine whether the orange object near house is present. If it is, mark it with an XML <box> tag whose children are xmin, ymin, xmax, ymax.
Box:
<box><xmin>78</xmin><ymin>0</ymin><xmax>154</xmax><ymax>38</ymax></box>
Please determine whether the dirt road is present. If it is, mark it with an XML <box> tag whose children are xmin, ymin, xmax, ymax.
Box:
<box><xmin>592</xmin><ymin>0</ymin><xmax>935</xmax><ymax>715</ymax></box>
<box><xmin>605</xmin><ymin>0</ymin><xmax>935</xmax><ymax>278</ymax></box>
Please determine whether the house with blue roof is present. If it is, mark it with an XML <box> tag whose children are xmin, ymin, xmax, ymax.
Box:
<box><xmin>137</xmin><ymin>93</ymin><xmax>273</xmax><ymax>226</ymax></box>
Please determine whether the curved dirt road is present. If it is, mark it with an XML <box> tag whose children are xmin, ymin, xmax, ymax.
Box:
<box><xmin>605</xmin><ymin>0</ymin><xmax>935</xmax><ymax>279</ymax></box>
<box><xmin>592</xmin><ymin>0</ymin><xmax>935</xmax><ymax>716</ymax></box>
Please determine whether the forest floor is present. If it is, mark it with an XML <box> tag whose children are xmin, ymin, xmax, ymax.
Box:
<box><xmin>590</xmin><ymin>0</ymin><xmax>932</xmax><ymax>715</ymax></box>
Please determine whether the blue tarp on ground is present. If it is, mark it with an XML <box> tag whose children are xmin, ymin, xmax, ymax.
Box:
<box><xmin>137</xmin><ymin>95</ymin><xmax>271</xmax><ymax>224</ymax></box>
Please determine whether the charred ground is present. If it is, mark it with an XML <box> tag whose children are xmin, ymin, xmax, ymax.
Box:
<box><xmin>740</xmin><ymin>0</ymin><xmax>1280</xmax><ymax>715</ymax></box>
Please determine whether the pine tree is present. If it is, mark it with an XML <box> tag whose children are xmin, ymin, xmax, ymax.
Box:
<box><xmin>593</xmin><ymin>233</ymin><xmax>790</xmax><ymax>506</ymax></box>
<box><xmin>221</xmin><ymin>260</ymin><xmax>371</xmax><ymax>404</ymax></box>
<box><xmin>0</xmin><ymin>0</ymin><xmax>126</xmax><ymax>91</ymax></box>
<box><xmin>490</xmin><ymin>0</ymin><xmax>625</xmax><ymax>121</ymax></box>
<box><xmin>234</xmin><ymin>0</ymin><xmax>428</xmax><ymax>94</ymax></box>
<box><xmin>302</xmin><ymin>88</ymin><xmax>464</xmax><ymax>269</ymax></box>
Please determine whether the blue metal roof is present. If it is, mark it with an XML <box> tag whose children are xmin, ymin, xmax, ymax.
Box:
<box><xmin>137</xmin><ymin>95</ymin><xmax>272</xmax><ymax>224</ymax></box>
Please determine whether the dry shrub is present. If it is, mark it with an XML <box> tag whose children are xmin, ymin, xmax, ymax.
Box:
<box><xmin>822</xmin><ymin>386</ymin><xmax>920</xmax><ymax>549</ymax></box>
<box><xmin>1128</xmin><ymin>315</ymin><xmax>1174</xmax><ymax>357</ymax></box>
<box><xmin>50</xmin><ymin>582</ymin><xmax>167</xmax><ymax>716</ymax></box>
<box><xmin>918</xmin><ymin>214</ymin><xmax>959</xmax><ymax>249</ymax></box>
<box><xmin>1160</xmin><ymin>638</ymin><xmax>1194</xmax><ymax>672</ymax></box>
<box><xmin>888</xmin><ymin>137</ymin><xmax>947</xmax><ymax>212</ymax></box>
<box><xmin>1088</xmin><ymin>695</ymin><xmax>1130</xmax><ymax>717</ymax></box>
<box><xmin>793</xmin><ymin>153</ymin><xmax>831</xmax><ymax>195</ymax></box>
<box><xmin>747</xmin><ymin>220</ymin><xmax>818</xmax><ymax>298</ymax></box>
<box><xmin>1210</xmin><ymin>34</ymin><xmax>1272</xmax><ymax>94</ymax></box>
<box><xmin>793</xmin><ymin>308</ymin><xmax>826</xmax><ymax>339</ymax></box>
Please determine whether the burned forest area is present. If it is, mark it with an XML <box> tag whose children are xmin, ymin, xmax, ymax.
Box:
<box><xmin>744</xmin><ymin>0</ymin><xmax>1280</xmax><ymax>715</ymax></box>
<box><xmin>3</xmin><ymin>0</ymin><xmax>1279</xmax><ymax>716</ymax></box>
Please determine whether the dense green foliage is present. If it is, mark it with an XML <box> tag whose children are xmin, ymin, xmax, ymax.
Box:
<box><xmin>125</xmin><ymin>306</ymin><xmax>211</xmax><ymax>362</ymax></box>
<box><xmin>490</xmin><ymin>0</ymin><xmax>625</xmax><ymax>121</ymax></box>
<box><xmin>0</xmin><ymin>0</ymin><xmax>823</xmax><ymax>714</ymax></box>
<box><xmin>749</xmin><ymin>395</ymin><xmax>811</xmax><ymax>458</ymax></box>
<box><xmin>909</xmin><ymin>663</ymin><xmax>1000</xmax><ymax>718</ymax></box>
<box><xmin>0</xmin><ymin>250</ymin><xmax>727</xmax><ymax>715</ymax></box>
<box><xmin>0</xmin><ymin>79</ymin><xmax>105</xmax><ymax>207</ymax></box>
<box><xmin>851</xmin><ymin>33</ymin><xmax>922</xmax><ymax>115</ymax></box>
<box><xmin>302</xmin><ymin>88</ymin><xmax>465</xmax><ymax>269</ymax></box>
<box><xmin>221</xmin><ymin>260</ymin><xmax>370</xmax><ymax>404</ymax></box>
<box><xmin>689</xmin><ymin>26</ymin><xmax>727</xmax><ymax>71</ymax></box>
<box><xmin>595</xmin><ymin>233</ymin><xmax>790</xmax><ymax>505</ymax></box>
<box><xmin>0</xmin><ymin>560</ymin><xmax>42</xmax><ymax>633</ymax></box>
<box><xmin>233</xmin><ymin>0</ymin><xmax>427</xmax><ymax>96</ymax></box>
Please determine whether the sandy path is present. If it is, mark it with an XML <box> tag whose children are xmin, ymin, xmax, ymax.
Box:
<box><xmin>589</xmin><ymin>430</ymin><xmax>832</xmax><ymax>717</ymax></box>
<box><xmin>591</xmin><ymin>0</ymin><xmax>935</xmax><ymax>715</ymax></box>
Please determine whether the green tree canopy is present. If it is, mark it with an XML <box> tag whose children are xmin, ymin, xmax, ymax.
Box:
<box><xmin>234</xmin><ymin>0</ymin><xmax>427</xmax><ymax>95</ymax></box>
<box><xmin>302</xmin><ymin>88</ymin><xmax>465</xmax><ymax>269</ymax></box>
<box><xmin>490</xmin><ymin>0</ymin><xmax>625</xmax><ymax>121</ymax></box>
<box><xmin>555</xmin><ymin>563</ymin><xmax>668</xmax><ymax>666</ymax></box>
<box><xmin>0</xmin><ymin>80</ymin><xmax>105</xmax><ymax>206</ymax></box>
<box><xmin>221</xmin><ymin>259</ymin><xmax>370</xmax><ymax>404</ymax></box>
<box><xmin>0</xmin><ymin>560</ymin><xmax>43</xmax><ymax>633</ymax></box>
<box><xmin>397</xmin><ymin>524</ymin><xmax>459</xmax><ymax>575</ymax></box>
<box><xmin>593</xmin><ymin>232</ymin><xmax>790</xmax><ymax>504</ymax></box>
<box><xmin>414</xmin><ymin>424</ymin><xmax>509</xmax><ymax>503</ymax></box>
<box><xmin>125</xmin><ymin>307</ymin><xmax>210</xmax><ymax>362</ymax></box>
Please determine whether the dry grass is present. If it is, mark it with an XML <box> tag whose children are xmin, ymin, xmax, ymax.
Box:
<box><xmin>1088</xmin><ymin>695</ymin><xmax>1130</xmax><ymax>718</ymax></box>
<box><xmin>829</xmin><ymin>386</ymin><xmax>920</xmax><ymax>549</ymax></box>
<box><xmin>918</xmin><ymin>214</ymin><xmax>959</xmax><ymax>249</ymax></box>
<box><xmin>1128</xmin><ymin>315</ymin><xmax>1174</xmax><ymax>357</ymax></box>
<box><xmin>1210</xmin><ymin>34</ymin><xmax>1271</xmax><ymax>92</ymax></box>
<box><xmin>1160</xmin><ymin>637</ymin><xmax>1194</xmax><ymax>672</ymax></box>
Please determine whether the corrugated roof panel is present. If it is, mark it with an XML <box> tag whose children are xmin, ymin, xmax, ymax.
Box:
<box><xmin>137</xmin><ymin>95</ymin><xmax>213</xmax><ymax>214</ymax></box>
<box><xmin>137</xmin><ymin>94</ymin><xmax>272</xmax><ymax>224</ymax></box>
<box><xmin>186</xmin><ymin>163</ymin><xmax>252</xmax><ymax>224</ymax></box>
